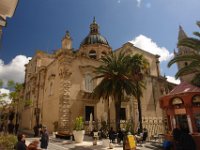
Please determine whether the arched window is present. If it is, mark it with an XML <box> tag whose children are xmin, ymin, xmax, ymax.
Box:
<box><xmin>172</xmin><ymin>97</ymin><xmax>183</xmax><ymax>108</ymax></box>
<box><xmin>192</xmin><ymin>95</ymin><xmax>200</xmax><ymax>107</ymax></box>
<box><xmin>85</xmin><ymin>74</ymin><xmax>93</xmax><ymax>92</ymax></box>
<box><xmin>89</xmin><ymin>50</ymin><xmax>96</xmax><ymax>59</ymax></box>
<box><xmin>101</xmin><ymin>51</ymin><xmax>107</xmax><ymax>58</ymax></box>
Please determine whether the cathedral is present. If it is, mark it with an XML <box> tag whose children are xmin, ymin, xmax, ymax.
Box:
<box><xmin>19</xmin><ymin>18</ymin><xmax>174</xmax><ymax>137</ymax></box>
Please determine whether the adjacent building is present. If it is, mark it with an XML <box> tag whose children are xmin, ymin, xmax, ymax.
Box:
<box><xmin>160</xmin><ymin>25</ymin><xmax>200</xmax><ymax>149</ymax></box>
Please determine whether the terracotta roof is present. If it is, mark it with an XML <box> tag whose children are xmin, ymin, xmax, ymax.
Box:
<box><xmin>167</xmin><ymin>82</ymin><xmax>200</xmax><ymax>95</ymax></box>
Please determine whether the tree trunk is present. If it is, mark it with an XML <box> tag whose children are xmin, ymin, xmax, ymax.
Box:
<box><xmin>130</xmin><ymin>96</ymin><xmax>135</xmax><ymax>133</ymax></box>
<box><xmin>107</xmin><ymin>98</ymin><xmax>110</xmax><ymax>129</ymax></box>
<box><xmin>115</xmin><ymin>102</ymin><xmax>121</xmax><ymax>131</ymax></box>
<box><xmin>136</xmin><ymin>82</ymin><xmax>143</xmax><ymax>133</ymax></box>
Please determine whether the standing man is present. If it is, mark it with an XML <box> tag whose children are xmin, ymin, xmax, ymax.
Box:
<box><xmin>40</xmin><ymin>126</ymin><xmax>49</xmax><ymax>150</ymax></box>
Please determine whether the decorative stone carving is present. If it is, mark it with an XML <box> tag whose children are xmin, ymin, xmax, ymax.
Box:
<box><xmin>59</xmin><ymin>68</ymin><xmax>72</xmax><ymax>79</ymax></box>
<box><xmin>58</xmin><ymin>68</ymin><xmax>72</xmax><ymax>131</ymax></box>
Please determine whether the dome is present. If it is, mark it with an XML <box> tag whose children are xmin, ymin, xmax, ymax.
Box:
<box><xmin>80</xmin><ymin>34</ymin><xmax>109</xmax><ymax>46</ymax></box>
<box><xmin>80</xmin><ymin>17</ymin><xmax>110</xmax><ymax>47</ymax></box>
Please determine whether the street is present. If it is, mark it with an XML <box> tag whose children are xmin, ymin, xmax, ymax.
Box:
<box><xmin>26</xmin><ymin>136</ymin><xmax>161</xmax><ymax>150</ymax></box>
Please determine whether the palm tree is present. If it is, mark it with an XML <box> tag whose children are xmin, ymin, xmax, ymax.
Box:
<box><xmin>168</xmin><ymin>21</ymin><xmax>200</xmax><ymax>87</ymax></box>
<box><xmin>127</xmin><ymin>54</ymin><xmax>149</xmax><ymax>133</ymax></box>
<box><xmin>93</xmin><ymin>52</ymin><xmax>136</xmax><ymax>130</ymax></box>
<box><xmin>0</xmin><ymin>80</ymin><xmax>24</xmax><ymax>125</ymax></box>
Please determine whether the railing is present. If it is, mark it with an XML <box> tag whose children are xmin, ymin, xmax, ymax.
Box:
<box><xmin>84</xmin><ymin>120</ymin><xmax>130</xmax><ymax>135</ymax></box>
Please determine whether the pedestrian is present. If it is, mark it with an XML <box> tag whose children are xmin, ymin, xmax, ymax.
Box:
<box><xmin>14</xmin><ymin>133</ymin><xmax>27</xmax><ymax>150</ymax></box>
<box><xmin>179</xmin><ymin>128</ymin><xmax>196</xmax><ymax>150</ymax></box>
<box><xmin>40</xmin><ymin>126</ymin><xmax>49</xmax><ymax>150</ymax></box>
<box><xmin>117</xmin><ymin>128</ymin><xmax>124</xmax><ymax>143</ymax></box>
<box><xmin>142</xmin><ymin>128</ymin><xmax>148</xmax><ymax>142</ymax></box>
<box><xmin>33</xmin><ymin>125</ymin><xmax>39</xmax><ymax>137</ymax></box>
<box><xmin>39</xmin><ymin>124</ymin><xmax>43</xmax><ymax>135</ymax></box>
<box><xmin>172</xmin><ymin>124</ymin><xmax>182</xmax><ymax>149</ymax></box>
<box><xmin>15</xmin><ymin>123</ymin><xmax>19</xmax><ymax>135</ymax></box>
<box><xmin>108</xmin><ymin>127</ymin><xmax>116</xmax><ymax>143</ymax></box>
<box><xmin>8</xmin><ymin>121</ymin><xmax>14</xmax><ymax>134</ymax></box>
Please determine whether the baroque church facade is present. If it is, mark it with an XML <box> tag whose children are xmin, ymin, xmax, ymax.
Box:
<box><xmin>19</xmin><ymin>18</ymin><xmax>174</xmax><ymax>137</ymax></box>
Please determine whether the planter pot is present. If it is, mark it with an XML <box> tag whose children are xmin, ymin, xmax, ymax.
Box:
<box><xmin>102</xmin><ymin>139</ymin><xmax>110</xmax><ymax>147</ymax></box>
<box><xmin>73</xmin><ymin>130</ymin><xmax>85</xmax><ymax>143</ymax></box>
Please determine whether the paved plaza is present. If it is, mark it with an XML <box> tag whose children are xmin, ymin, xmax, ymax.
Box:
<box><xmin>26</xmin><ymin>135</ymin><xmax>162</xmax><ymax>150</ymax></box>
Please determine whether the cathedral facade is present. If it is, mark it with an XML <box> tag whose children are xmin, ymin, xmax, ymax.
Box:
<box><xmin>19</xmin><ymin>19</ymin><xmax>173</xmax><ymax>137</ymax></box>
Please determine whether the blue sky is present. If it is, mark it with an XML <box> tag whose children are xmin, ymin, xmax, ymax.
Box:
<box><xmin>0</xmin><ymin>0</ymin><xmax>200</xmax><ymax>85</ymax></box>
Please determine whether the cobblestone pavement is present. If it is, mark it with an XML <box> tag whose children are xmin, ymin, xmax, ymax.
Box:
<box><xmin>26</xmin><ymin>136</ymin><xmax>162</xmax><ymax>150</ymax></box>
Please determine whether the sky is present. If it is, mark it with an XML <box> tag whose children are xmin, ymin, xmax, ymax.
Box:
<box><xmin>0</xmin><ymin>0</ymin><xmax>200</xmax><ymax>88</ymax></box>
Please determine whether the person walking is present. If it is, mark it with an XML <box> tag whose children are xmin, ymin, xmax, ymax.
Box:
<box><xmin>40</xmin><ymin>126</ymin><xmax>49</xmax><ymax>150</ymax></box>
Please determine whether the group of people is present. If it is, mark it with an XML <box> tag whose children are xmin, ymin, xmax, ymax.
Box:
<box><xmin>108</xmin><ymin>127</ymin><xmax>125</xmax><ymax>143</ymax></box>
<box><xmin>98</xmin><ymin>127</ymin><xmax>148</xmax><ymax>144</ymax></box>
<box><xmin>164</xmin><ymin>125</ymin><xmax>196</xmax><ymax>150</ymax></box>
<box><xmin>172</xmin><ymin>125</ymin><xmax>196</xmax><ymax>150</ymax></box>
<box><xmin>15</xmin><ymin>126</ymin><xmax>49</xmax><ymax>150</ymax></box>
<box><xmin>135</xmin><ymin>128</ymin><xmax>148</xmax><ymax>144</ymax></box>
<box><xmin>0</xmin><ymin>121</ymin><xmax>19</xmax><ymax>134</ymax></box>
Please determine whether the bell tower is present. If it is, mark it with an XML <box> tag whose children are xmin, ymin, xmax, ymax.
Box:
<box><xmin>175</xmin><ymin>26</ymin><xmax>195</xmax><ymax>82</ymax></box>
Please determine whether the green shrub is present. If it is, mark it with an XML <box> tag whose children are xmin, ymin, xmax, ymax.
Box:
<box><xmin>0</xmin><ymin>134</ymin><xmax>17</xmax><ymax>150</ymax></box>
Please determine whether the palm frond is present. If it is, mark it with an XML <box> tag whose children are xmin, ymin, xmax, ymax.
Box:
<box><xmin>175</xmin><ymin>64</ymin><xmax>199</xmax><ymax>79</ymax></box>
<box><xmin>193</xmin><ymin>32</ymin><xmax>200</xmax><ymax>38</ymax></box>
<box><xmin>168</xmin><ymin>55</ymin><xmax>200</xmax><ymax>67</ymax></box>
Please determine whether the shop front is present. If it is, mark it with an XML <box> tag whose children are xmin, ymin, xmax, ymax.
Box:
<box><xmin>160</xmin><ymin>82</ymin><xmax>200</xmax><ymax>149</ymax></box>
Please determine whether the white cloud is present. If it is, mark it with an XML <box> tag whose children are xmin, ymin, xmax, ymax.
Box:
<box><xmin>0</xmin><ymin>88</ymin><xmax>11</xmax><ymax>103</ymax></box>
<box><xmin>117</xmin><ymin>0</ymin><xmax>121</xmax><ymax>3</ymax></box>
<box><xmin>136</xmin><ymin>0</ymin><xmax>142</xmax><ymax>7</ymax></box>
<box><xmin>166</xmin><ymin>76</ymin><xmax>180</xmax><ymax>84</ymax></box>
<box><xmin>130</xmin><ymin>34</ymin><xmax>174</xmax><ymax>62</ymax></box>
<box><xmin>0</xmin><ymin>55</ymin><xmax>31</xmax><ymax>85</ymax></box>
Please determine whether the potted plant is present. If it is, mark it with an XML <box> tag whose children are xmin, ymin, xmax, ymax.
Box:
<box><xmin>73</xmin><ymin>116</ymin><xmax>85</xmax><ymax>143</ymax></box>
<box><xmin>100</xmin><ymin>121</ymin><xmax>110</xmax><ymax>147</ymax></box>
